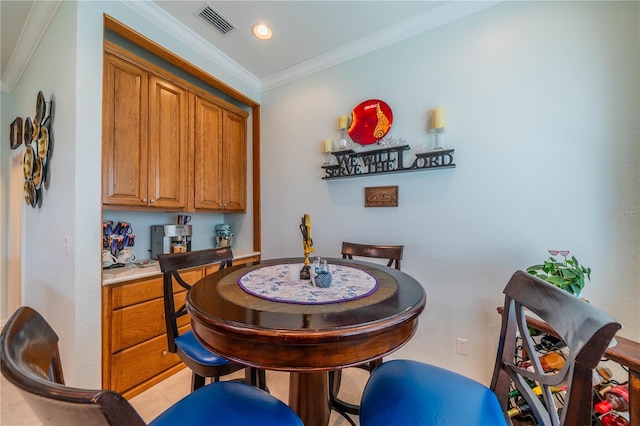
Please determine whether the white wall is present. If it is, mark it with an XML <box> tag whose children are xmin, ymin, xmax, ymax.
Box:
<box><xmin>261</xmin><ymin>1</ymin><xmax>639</xmax><ymax>383</ymax></box>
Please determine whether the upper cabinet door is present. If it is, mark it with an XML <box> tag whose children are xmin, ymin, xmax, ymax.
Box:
<box><xmin>222</xmin><ymin>109</ymin><xmax>247</xmax><ymax>212</ymax></box>
<box><xmin>193</xmin><ymin>96</ymin><xmax>224</xmax><ymax>210</ymax></box>
<box><xmin>147</xmin><ymin>76</ymin><xmax>188</xmax><ymax>209</ymax></box>
<box><xmin>102</xmin><ymin>54</ymin><xmax>149</xmax><ymax>207</ymax></box>
<box><xmin>193</xmin><ymin>96</ymin><xmax>247</xmax><ymax>212</ymax></box>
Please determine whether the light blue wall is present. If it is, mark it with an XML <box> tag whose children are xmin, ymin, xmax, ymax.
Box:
<box><xmin>3</xmin><ymin>0</ymin><xmax>638</xmax><ymax>389</ymax></box>
<box><xmin>10</xmin><ymin>0</ymin><xmax>81</xmax><ymax>380</ymax></box>
<box><xmin>261</xmin><ymin>1</ymin><xmax>639</xmax><ymax>382</ymax></box>
<box><xmin>5</xmin><ymin>0</ymin><xmax>261</xmax><ymax>387</ymax></box>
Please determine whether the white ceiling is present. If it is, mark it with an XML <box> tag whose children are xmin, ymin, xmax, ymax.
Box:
<box><xmin>1</xmin><ymin>1</ymin><xmax>502</xmax><ymax>93</ymax></box>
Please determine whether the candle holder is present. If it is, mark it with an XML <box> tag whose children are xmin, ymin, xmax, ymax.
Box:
<box><xmin>432</xmin><ymin>128</ymin><xmax>445</xmax><ymax>151</ymax></box>
<box><xmin>339</xmin><ymin>128</ymin><xmax>348</xmax><ymax>150</ymax></box>
<box><xmin>323</xmin><ymin>151</ymin><xmax>332</xmax><ymax>166</ymax></box>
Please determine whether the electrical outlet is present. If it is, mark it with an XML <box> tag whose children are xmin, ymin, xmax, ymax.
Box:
<box><xmin>456</xmin><ymin>338</ymin><xmax>468</xmax><ymax>355</ymax></box>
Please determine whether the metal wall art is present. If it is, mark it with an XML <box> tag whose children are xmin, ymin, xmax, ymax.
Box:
<box><xmin>23</xmin><ymin>91</ymin><xmax>53</xmax><ymax>208</ymax></box>
<box><xmin>322</xmin><ymin>145</ymin><xmax>455</xmax><ymax>180</ymax></box>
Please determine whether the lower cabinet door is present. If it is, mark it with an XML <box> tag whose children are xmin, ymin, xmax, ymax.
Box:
<box><xmin>111</xmin><ymin>333</ymin><xmax>181</xmax><ymax>393</ymax></box>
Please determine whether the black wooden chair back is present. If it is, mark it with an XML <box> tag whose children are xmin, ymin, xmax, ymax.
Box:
<box><xmin>360</xmin><ymin>271</ymin><xmax>621</xmax><ymax>426</ymax></box>
<box><xmin>490</xmin><ymin>270</ymin><xmax>622</xmax><ymax>425</ymax></box>
<box><xmin>0</xmin><ymin>306</ymin><xmax>146</xmax><ymax>426</ymax></box>
<box><xmin>341</xmin><ymin>242</ymin><xmax>404</xmax><ymax>270</ymax></box>
<box><xmin>1</xmin><ymin>306</ymin><xmax>300</xmax><ymax>426</ymax></box>
<box><xmin>158</xmin><ymin>247</ymin><xmax>233</xmax><ymax>353</ymax></box>
<box><xmin>329</xmin><ymin>242</ymin><xmax>404</xmax><ymax>424</ymax></box>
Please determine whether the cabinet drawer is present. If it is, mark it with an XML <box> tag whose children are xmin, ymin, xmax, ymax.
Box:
<box><xmin>110</xmin><ymin>329</ymin><xmax>188</xmax><ymax>393</ymax></box>
<box><xmin>111</xmin><ymin>268</ymin><xmax>202</xmax><ymax>309</ymax></box>
<box><xmin>111</xmin><ymin>292</ymin><xmax>190</xmax><ymax>352</ymax></box>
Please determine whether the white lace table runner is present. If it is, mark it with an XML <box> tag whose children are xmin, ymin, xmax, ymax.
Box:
<box><xmin>238</xmin><ymin>263</ymin><xmax>379</xmax><ymax>305</ymax></box>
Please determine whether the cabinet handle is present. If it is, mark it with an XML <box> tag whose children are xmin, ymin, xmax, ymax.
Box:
<box><xmin>162</xmin><ymin>350</ymin><xmax>167</xmax><ymax>356</ymax></box>
<box><xmin>162</xmin><ymin>313</ymin><xmax>165</xmax><ymax>319</ymax></box>
<box><xmin>142</xmin><ymin>198</ymin><xmax>147</xmax><ymax>202</ymax></box>
<box><xmin>150</xmin><ymin>199</ymin><xmax>155</xmax><ymax>203</ymax></box>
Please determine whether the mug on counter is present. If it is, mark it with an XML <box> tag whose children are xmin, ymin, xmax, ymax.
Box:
<box><xmin>109</xmin><ymin>234</ymin><xmax>125</xmax><ymax>256</ymax></box>
<box><xmin>123</xmin><ymin>233</ymin><xmax>135</xmax><ymax>247</ymax></box>
<box><xmin>103</xmin><ymin>220</ymin><xmax>113</xmax><ymax>236</ymax></box>
<box><xmin>113</xmin><ymin>221</ymin><xmax>132</xmax><ymax>235</ymax></box>
<box><xmin>177</xmin><ymin>215</ymin><xmax>191</xmax><ymax>225</ymax></box>
<box><xmin>102</xmin><ymin>250</ymin><xmax>118</xmax><ymax>268</ymax></box>
<box><xmin>117</xmin><ymin>248</ymin><xmax>136</xmax><ymax>264</ymax></box>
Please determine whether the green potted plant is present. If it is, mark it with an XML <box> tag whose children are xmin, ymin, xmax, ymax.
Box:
<box><xmin>526</xmin><ymin>250</ymin><xmax>591</xmax><ymax>296</ymax></box>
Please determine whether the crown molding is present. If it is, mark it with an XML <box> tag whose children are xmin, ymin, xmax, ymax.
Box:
<box><xmin>1</xmin><ymin>0</ymin><xmax>503</xmax><ymax>94</ymax></box>
<box><xmin>260</xmin><ymin>1</ymin><xmax>504</xmax><ymax>92</ymax></box>
<box><xmin>1</xmin><ymin>1</ymin><xmax>62</xmax><ymax>93</ymax></box>
<box><xmin>122</xmin><ymin>0</ymin><xmax>261</xmax><ymax>93</ymax></box>
<box><xmin>122</xmin><ymin>0</ymin><xmax>503</xmax><ymax>94</ymax></box>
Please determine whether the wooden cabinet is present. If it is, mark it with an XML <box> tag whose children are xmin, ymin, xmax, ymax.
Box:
<box><xmin>103</xmin><ymin>44</ymin><xmax>247</xmax><ymax>212</ymax></box>
<box><xmin>193</xmin><ymin>95</ymin><xmax>247</xmax><ymax>212</ymax></box>
<box><xmin>102</xmin><ymin>268</ymin><xmax>201</xmax><ymax>398</ymax></box>
<box><xmin>103</xmin><ymin>53</ymin><xmax>188</xmax><ymax>209</ymax></box>
<box><xmin>102</xmin><ymin>54</ymin><xmax>148</xmax><ymax>207</ymax></box>
<box><xmin>147</xmin><ymin>76</ymin><xmax>188</xmax><ymax>208</ymax></box>
<box><xmin>102</xmin><ymin>254</ymin><xmax>260</xmax><ymax>399</ymax></box>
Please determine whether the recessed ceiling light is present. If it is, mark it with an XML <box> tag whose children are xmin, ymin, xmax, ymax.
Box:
<box><xmin>252</xmin><ymin>23</ymin><xmax>272</xmax><ymax>40</ymax></box>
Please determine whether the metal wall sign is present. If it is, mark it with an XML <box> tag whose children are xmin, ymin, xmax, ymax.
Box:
<box><xmin>322</xmin><ymin>145</ymin><xmax>455</xmax><ymax>180</ymax></box>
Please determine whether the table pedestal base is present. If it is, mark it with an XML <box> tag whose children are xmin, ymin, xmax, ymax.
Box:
<box><xmin>289</xmin><ymin>372</ymin><xmax>330</xmax><ymax>426</ymax></box>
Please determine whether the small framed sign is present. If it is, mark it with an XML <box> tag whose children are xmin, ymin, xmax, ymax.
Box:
<box><xmin>10</xmin><ymin>117</ymin><xmax>22</xmax><ymax>150</ymax></box>
<box><xmin>365</xmin><ymin>185</ymin><xmax>398</xmax><ymax>207</ymax></box>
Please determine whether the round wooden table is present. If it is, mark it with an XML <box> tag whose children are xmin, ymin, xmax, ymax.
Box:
<box><xmin>186</xmin><ymin>257</ymin><xmax>426</xmax><ymax>426</ymax></box>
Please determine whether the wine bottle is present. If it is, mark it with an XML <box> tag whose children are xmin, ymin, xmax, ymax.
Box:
<box><xmin>520</xmin><ymin>352</ymin><xmax>566</xmax><ymax>372</ymax></box>
<box><xmin>507</xmin><ymin>402</ymin><xmax>531</xmax><ymax>418</ymax></box>
<box><xmin>600</xmin><ymin>412</ymin><xmax>630</xmax><ymax>426</ymax></box>
<box><xmin>595</xmin><ymin>385</ymin><xmax>630</xmax><ymax>414</ymax></box>
<box><xmin>508</xmin><ymin>384</ymin><xmax>565</xmax><ymax>399</ymax></box>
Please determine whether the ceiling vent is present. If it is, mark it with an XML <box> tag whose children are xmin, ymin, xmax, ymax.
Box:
<box><xmin>197</xmin><ymin>6</ymin><xmax>235</xmax><ymax>36</ymax></box>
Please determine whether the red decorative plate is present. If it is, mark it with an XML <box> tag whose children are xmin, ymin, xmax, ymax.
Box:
<box><xmin>347</xmin><ymin>99</ymin><xmax>393</xmax><ymax>145</ymax></box>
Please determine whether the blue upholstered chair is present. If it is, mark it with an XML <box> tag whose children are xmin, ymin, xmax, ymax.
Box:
<box><xmin>0</xmin><ymin>306</ymin><xmax>302</xmax><ymax>426</ymax></box>
<box><xmin>330</xmin><ymin>242</ymin><xmax>405</xmax><ymax>424</ymax></box>
<box><xmin>158</xmin><ymin>247</ymin><xmax>266</xmax><ymax>392</ymax></box>
<box><xmin>360</xmin><ymin>270</ymin><xmax>621</xmax><ymax>426</ymax></box>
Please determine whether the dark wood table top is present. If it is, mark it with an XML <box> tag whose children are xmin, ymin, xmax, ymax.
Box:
<box><xmin>187</xmin><ymin>257</ymin><xmax>426</xmax><ymax>426</ymax></box>
<box><xmin>186</xmin><ymin>257</ymin><xmax>427</xmax><ymax>371</ymax></box>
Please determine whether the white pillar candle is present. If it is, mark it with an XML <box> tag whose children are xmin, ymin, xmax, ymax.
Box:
<box><xmin>338</xmin><ymin>115</ymin><xmax>349</xmax><ymax>130</ymax></box>
<box><xmin>431</xmin><ymin>107</ymin><xmax>446</xmax><ymax>130</ymax></box>
<box><xmin>322</xmin><ymin>139</ymin><xmax>334</xmax><ymax>153</ymax></box>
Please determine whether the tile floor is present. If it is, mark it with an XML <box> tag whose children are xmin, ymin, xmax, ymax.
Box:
<box><xmin>1</xmin><ymin>366</ymin><xmax>365</xmax><ymax>425</ymax></box>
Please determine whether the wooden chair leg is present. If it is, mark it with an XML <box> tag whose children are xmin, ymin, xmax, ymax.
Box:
<box><xmin>329</xmin><ymin>358</ymin><xmax>384</xmax><ymax>416</ymax></box>
<box><xmin>191</xmin><ymin>373</ymin><xmax>206</xmax><ymax>391</ymax></box>
<box><xmin>245</xmin><ymin>367</ymin><xmax>269</xmax><ymax>392</ymax></box>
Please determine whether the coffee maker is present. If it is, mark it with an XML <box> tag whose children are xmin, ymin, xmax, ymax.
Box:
<box><xmin>151</xmin><ymin>224</ymin><xmax>192</xmax><ymax>259</ymax></box>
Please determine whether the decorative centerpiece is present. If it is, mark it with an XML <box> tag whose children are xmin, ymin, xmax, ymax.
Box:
<box><xmin>526</xmin><ymin>250</ymin><xmax>591</xmax><ymax>296</ymax></box>
<box><xmin>311</xmin><ymin>257</ymin><xmax>332</xmax><ymax>288</ymax></box>
<box><xmin>299</xmin><ymin>214</ymin><xmax>314</xmax><ymax>280</ymax></box>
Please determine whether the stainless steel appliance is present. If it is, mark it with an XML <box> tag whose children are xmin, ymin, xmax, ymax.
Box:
<box><xmin>151</xmin><ymin>224</ymin><xmax>192</xmax><ymax>259</ymax></box>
